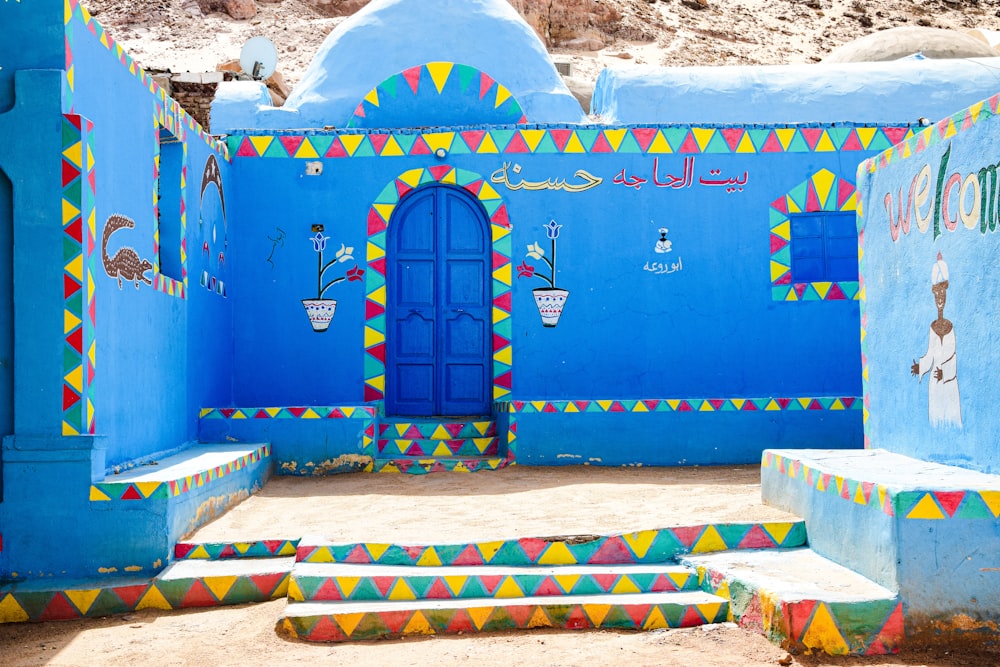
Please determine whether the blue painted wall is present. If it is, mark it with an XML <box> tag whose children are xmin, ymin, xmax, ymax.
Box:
<box><xmin>858</xmin><ymin>98</ymin><xmax>1000</xmax><ymax>474</ymax></box>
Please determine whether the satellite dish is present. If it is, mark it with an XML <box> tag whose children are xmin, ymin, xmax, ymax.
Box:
<box><xmin>240</xmin><ymin>36</ymin><xmax>278</xmax><ymax>81</ymax></box>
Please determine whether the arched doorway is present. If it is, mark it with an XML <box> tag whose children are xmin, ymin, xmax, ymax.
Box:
<box><xmin>385</xmin><ymin>184</ymin><xmax>492</xmax><ymax>417</ymax></box>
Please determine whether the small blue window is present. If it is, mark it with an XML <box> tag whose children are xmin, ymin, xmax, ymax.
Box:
<box><xmin>790</xmin><ymin>211</ymin><xmax>858</xmax><ymax>283</ymax></box>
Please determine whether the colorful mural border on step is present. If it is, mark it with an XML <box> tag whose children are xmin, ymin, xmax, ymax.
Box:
<box><xmin>860</xmin><ymin>93</ymin><xmax>1000</xmax><ymax>175</ymax></box>
<box><xmin>371</xmin><ymin>457</ymin><xmax>508</xmax><ymax>474</ymax></box>
<box><xmin>508</xmin><ymin>397</ymin><xmax>861</xmax><ymax>413</ymax></box>
<box><xmin>199</xmin><ymin>406</ymin><xmax>376</xmax><ymax>420</ymax></box>
<box><xmin>61</xmin><ymin>114</ymin><xmax>96</xmax><ymax>436</ymax></box>
<box><xmin>363</xmin><ymin>166</ymin><xmax>513</xmax><ymax>404</ymax></box>
<box><xmin>63</xmin><ymin>0</ymin><xmax>229</xmax><ymax>159</ymax></box>
<box><xmin>296</xmin><ymin>522</ymin><xmax>806</xmax><ymax>567</ymax></box>
<box><xmin>695</xmin><ymin>564</ymin><xmax>904</xmax><ymax>656</ymax></box>
<box><xmin>89</xmin><ymin>444</ymin><xmax>271</xmax><ymax>502</ymax></box>
<box><xmin>762</xmin><ymin>452</ymin><xmax>1000</xmax><ymax>520</ymax></box>
<box><xmin>174</xmin><ymin>540</ymin><xmax>298</xmax><ymax>560</ymax></box>
<box><xmin>0</xmin><ymin>570</ymin><xmax>289</xmax><ymax>624</ymax></box>
<box><xmin>277</xmin><ymin>595</ymin><xmax>729</xmax><ymax>642</ymax></box>
<box><xmin>769</xmin><ymin>168</ymin><xmax>859</xmax><ymax>302</ymax></box>
<box><xmin>346</xmin><ymin>61</ymin><xmax>528</xmax><ymax>128</ymax></box>
<box><xmin>229</xmin><ymin>124</ymin><xmax>915</xmax><ymax>160</ymax></box>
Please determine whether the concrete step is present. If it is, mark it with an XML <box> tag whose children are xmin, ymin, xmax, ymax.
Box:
<box><xmin>151</xmin><ymin>557</ymin><xmax>295</xmax><ymax>609</ymax></box>
<box><xmin>377</xmin><ymin>436</ymin><xmax>500</xmax><ymax>457</ymax></box>
<box><xmin>377</xmin><ymin>419</ymin><xmax>497</xmax><ymax>440</ymax></box>
<box><xmin>682</xmin><ymin>548</ymin><xmax>903</xmax><ymax>656</ymax></box>
<box><xmin>276</xmin><ymin>590</ymin><xmax>730</xmax><ymax>641</ymax></box>
<box><xmin>372</xmin><ymin>455</ymin><xmax>508</xmax><ymax>474</ymax></box>
<box><xmin>288</xmin><ymin>562</ymin><xmax>701</xmax><ymax>602</ymax></box>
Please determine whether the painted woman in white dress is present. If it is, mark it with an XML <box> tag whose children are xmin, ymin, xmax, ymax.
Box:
<box><xmin>911</xmin><ymin>253</ymin><xmax>962</xmax><ymax>428</ymax></box>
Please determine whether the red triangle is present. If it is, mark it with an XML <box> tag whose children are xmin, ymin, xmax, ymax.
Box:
<box><xmin>443</xmin><ymin>422</ymin><xmax>464</xmax><ymax>437</ymax></box>
<box><xmin>622</xmin><ymin>603</ymin><xmax>653</xmax><ymax>627</ymax></box>
<box><xmin>491</xmin><ymin>204</ymin><xmax>510</xmax><ymax>227</ymax></box>
<box><xmin>309</xmin><ymin>616</ymin><xmax>347</xmax><ymax>641</ymax></box>
<box><xmin>787</xmin><ymin>599</ymin><xmax>818</xmax><ymax>641</ymax></box>
<box><xmin>62</xmin><ymin>159</ymin><xmax>81</xmax><ymax>186</ymax></box>
<box><xmin>742</xmin><ymin>401</ymin><xmax>758</xmax><ymax>411</ymax></box>
<box><xmin>463</xmin><ymin>179</ymin><xmax>485</xmax><ymax>197</ymax></box>
<box><xmin>403</xmin><ymin>425</ymin><xmax>423</xmax><ymax>439</ymax></box>
<box><xmin>761</xmin><ymin>131</ymin><xmax>784</xmax><ymax>153</ymax></box>
<box><xmin>287</xmin><ymin>407</ymin><xmax>307</xmax><ymax>418</ymax></box>
<box><xmin>372</xmin><ymin>576</ymin><xmax>396</xmax><ymax>597</ymax></box>
<box><xmin>770</xmin><ymin>233</ymin><xmax>788</xmax><ymax>254</ymax></box>
<box><xmin>64</xmin><ymin>274</ymin><xmax>82</xmax><ymax>299</ymax></box>
<box><xmin>262</xmin><ymin>539</ymin><xmax>285</xmax><ymax>555</ymax></box>
<box><xmin>366</xmin><ymin>342</ymin><xmax>386</xmax><ymax>363</ymax></box>
<box><xmin>66</xmin><ymin>113</ymin><xmax>82</xmax><ymax>130</ymax></box>
<box><xmin>709</xmin><ymin>399</ymin><xmax>725</xmax><ymax>410</ymax></box>
<box><xmin>423</xmin><ymin>578</ymin><xmax>453</xmax><ymax>599</ymax></box>
<box><xmin>120</xmin><ymin>484</ymin><xmax>142</xmax><ymax>500</ymax></box>
<box><xmin>252</xmin><ymin>572</ymin><xmax>288</xmax><ymax>597</ymax></box>
<box><xmin>678</xmin><ymin>400</ymin><xmax>693</xmax><ymax>412</ymax></box>
<box><xmin>573</xmin><ymin>401</ymin><xmax>590</xmax><ymax>412</ymax></box>
<box><xmin>737</xmin><ymin>524</ymin><xmax>776</xmax><ymax>549</ymax></box>
<box><xmin>369</xmin><ymin>257</ymin><xmax>387</xmax><ymax>277</ymax></box>
<box><xmin>565</xmin><ymin>605</ymin><xmax>591</xmax><ymax>629</ymax></box>
<box><xmin>842</xmin><ymin>130</ymin><xmax>864</xmax><ymax>152</ymax></box>
<box><xmin>174</xmin><ymin>543</ymin><xmax>195</xmax><ymax>559</ymax></box>
<box><xmin>776</xmin><ymin>398</ymin><xmax>791</xmax><ymax>409</ymax></box>
<box><xmin>453</xmin><ymin>544</ymin><xmax>485</xmax><ymax>566</ymax></box>
<box><xmin>841</xmin><ymin>481</ymin><xmax>851</xmax><ymax>500</ymax></box>
<box><xmin>254</xmin><ymin>409</ymin><xmax>270</xmax><ymax>419</ymax></box>
<box><xmin>395</xmin><ymin>178</ymin><xmax>414</xmax><ymax>198</ymax></box>
<box><xmin>479</xmin><ymin>575</ymin><xmax>504</xmax><ymax>594</ymax></box>
<box><xmin>278</xmin><ymin>136</ymin><xmax>304</xmax><ymax>157</ymax></box>
<box><xmin>841</xmin><ymin>397</ymin><xmax>855</xmax><ymax>409</ymax></box>
<box><xmin>113</xmin><ymin>584</ymin><xmax>150</xmax><ymax>609</ymax></box>
<box><xmin>351</xmin><ymin>102</ymin><xmax>366</xmax><ymax>119</ymax></box>
<box><xmin>678</xmin><ymin>131</ymin><xmax>700</xmax><ymax>153</ymax></box>
<box><xmin>39</xmin><ymin>593</ymin><xmax>80</xmax><ymax>621</ymax></box>
<box><xmin>827</xmin><ymin>283</ymin><xmax>847</xmax><ymax>300</ymax></box>
<box><xmin>235</xmin><ymin>137</ymin><xmax>258</xmax><ymax>157</ymax></box>
<box><xmin>494</xmin><ymin>290</ymin><xmax>512</xmax><ymax>313</ymax></box>
<box><xmin>837</xmin><ymin>179</ymin><xmax>857</xmax><ymax>209</ymax></box>
<box><xmin>506</xmin><ymin>603</ymin><xmax>535</xmax><ymax>628</ymax></box>
<box><xmin>402</xmin><ymin>66</ymin><xmax>422</xmax><ymax>94</ymax></box>
<box><xmin>517</xmin><ymin>538</ymin><xmax>549</xmax><ymax>563</ymax></box>
<box><xmin>403</xmin><ymin>545</ymin><xmax>425</xmax><ymax>562</ymax></box>
<box><xmin>883</xmin><ymin>127</ymin><xmax>909</xmax><ymax>145</ymax></box>
<box><xmin>805</xmin><ymin>181</ymin><xmax>821</xmax><ymax>212</ymax></box>
<box><xmin>446</xmin><ymin>609</ymin><xmax>476</xmax><ymax>633</ymax></box>
<box><xmin>589</xmin><ymin>536</ymin><xmax>632</xmax><ymax>564</ymax></box>
<box><xmin>67</xmin><ymin>326</ymin><xmax>83</xmax><ymax>354</ymax></box>
<box><xmin>672</xmin><ymin>525</ymin><xmax>705</xmax><ymax>548</ymax></box>
<box><xmin>549</xmin><ymin>129</ymin><xmax>573</xmax><ymax>151</ymax></box>
<box><xmin>344</xmin><ymin>544</ymin><xmax>373</xmax><ymax>564</ymax></box>
<box><xmin>679</xmin><ymin>605</ymin><xmax>706</xmax><ymax>627</ymax></box>
<box><xmin>460</xmin><ymin>130</ymin><xmax>486</xmax><ymax>152</ymax></box>
<box><xmin>325</xmin><ymin>137</ymin><xmax>348</xmax><ymax>158</ymax></box>
<box><xmin>651</xmin><ymin>573</ymin><xmax>678</xmax><ymax>592</ymax></box>
<box><xmin>220</xmin><ymin>408</ymin><xmax>236</xmax><ymax>418</ymax></box>
<box><xmin>592</xmin><ymin>573</ymin><xmax>618</xmax><ymax>592</ymax></box>
<box><xmin>219</xmin><ymin>544</ymin><xmax>237</xmax><ymax>558</ymax></box>
<box><xmin>801</xmin><ymin>128</ymin><xmax>823</xmax><ymax>150</ymax></box>
<box><xmin>543</xmin><ymin>403</ymin><xmax>558</xmax><ymax>413</ymax></box>
<box><xmin>534</xmin><ymin>576</ymin><xmax>563</xmax><ymax>596</ymax></box>
<box><xmin>495</xmin><ymin>371</ymin><xmax>512</xmax><ymax>390</ymax></box>
<box><xmin>180</xmin><ymin>579</ymin><xmax>218</xmax><ymax>607</ymax></box>
<box><xmin>934</xmin><ymin>491</ymin><xmax>966</xmax><ymax>517</ymax></box>
<box><xmin>610</xmin><ymin>401</ymin><xmax>626</xmax><ymax>412</ymax></box>
<box><xmin>590</xmin><ymin>133</ymin><xmax>613</xmax><ymax>153</ymax></box>
<box><xmin>429</xmin><ymin>164</ymin><xmax>452</xmax><ymax>181</ymax></box>
<box><xmin>410</xmin><ymin>136</ymin><xmax>432</xmax><ymax>155</ymax></box>
<box><xmin>380</xmin><ymin>609</ymin><xmax>413</xmax><ymax>634</ymax></box>
<box><xmin>721</xmin><ymin>127</ymin><xmax>745</xmax><ymax>151</ymax></box>
<box><xmin>808</xmin><ymin>399</ymin><xmax>823</xmax><ymax>410</ymax></box>
<box><xmin>368</xmin><ymin>133</ymin><xmax>389</xmax><ymax>154</ymax></box>
<box><xmin>505</xmin><ymin>132</ymin><xmax>530</xmax><ymax>153</ymax></box>
<box><xmin>478</xmin><ymin>72</ymin><xmax>495</xmax><ymax>99</ymax></box>
<box><xmin>872</xmin><ymin>601</ymin><xmax>904</xmax><ymax>648</ymax></box>
<box><xmin>631</xmin><ymin>128</ymin><xmax>658</xmax><ymax>152</ymax></box>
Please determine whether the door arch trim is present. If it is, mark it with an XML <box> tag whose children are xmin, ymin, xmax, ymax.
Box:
<box><xmin>363</xmin><ymin>166</ymin><xmax>513</xmax><ymax>408</ymax></box>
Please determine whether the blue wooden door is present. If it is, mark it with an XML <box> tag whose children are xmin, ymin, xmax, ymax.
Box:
<box><xmin>386</xmin><ymin>185</ymin><xmax>492</xmax><ymax>417</ymax></box>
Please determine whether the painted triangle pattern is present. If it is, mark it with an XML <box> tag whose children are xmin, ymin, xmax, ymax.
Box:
<box><xmin>199</xmin><ymin>406</ymin><xmax>377</xmax><ymax>420</ymax></box>
<box><xmin>61</xmin><ymin>115</ymin><xmax>96</xmax><ymax>436</ymax></box>
<box><xmin>363</xmin><ymin>167</ymin><xmax>512</xmax><ymax>405</ymax></box>
<box><xmin>769</xmin><ymin>169</ymin><xmax>860</xmax><ymax>302</ymax></box>
<box><xmin>90</xmin><ymin>444</ymin><xmax>270</xmax><ymax>502</ymax></box>
<box><xmin>174</xmin><ymin>539</ymin><xmax>299</xmax><ymax>560</ymax></box>
<box><xmin>64</xmin><ymin>3</ymin><xmax>228</xmax><ymax>158</ymax></box>
<box><xmin>509</xmin><ymin>397</ymin><xmax>860</xmax><ymax>414</ymax></box>
<box><xmin>151</xmin><ymin>108</ymin><xmax>188</xmax><ymax>300</ymax></box>
<box><xmin>762</xmin><ymin>451</ymin><xmax>1000</xmax><ymax>520</ymax></box>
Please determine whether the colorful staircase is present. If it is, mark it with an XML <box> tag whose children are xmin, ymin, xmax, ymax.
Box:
<box><xmin>372</xmin><ymin>417</ymin><xmax>510</xmax><ymax>473</ymax></box>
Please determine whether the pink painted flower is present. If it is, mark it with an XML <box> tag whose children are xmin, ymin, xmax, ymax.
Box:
<box><xmin>346</xmin><ymin>265</ymin><xmax>365</xmax><ymax>282</ymax></box>
<box><xmin>516</xmin><ymin>261</ymin><xmax>535</xmax><ymax>279</ymax></box>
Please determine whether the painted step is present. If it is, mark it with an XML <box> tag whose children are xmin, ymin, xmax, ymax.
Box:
<box><xmin>377</xmin><ymin>436</ymin><xmax>500</xmax><ymax>457</ymax></box>
<box><xmin>682</xmin><ymin>548</ymin><xmax>903</xmax><ymax>656</ymax></box>
<box><xmin>174</xmin><ymin>539</ymin><xmax>299</xmax><ymax>561</ymax></box>
<box><xmin>276</xmin><ymin>591</ymin><xmax>730</xmax><ymax>642</ymax></box>
<box><xmin>373</xmin><ymin>456</ymin><xmax>508</xmax><ymax>474</ymax></box>
<box><xmin>289</xmin><ymin>562</ymin><xmax>702</xmax><ymax>602</ymax></box>
<box><xmin>378</xmin><ymin>420</ymin><xmax>497</xmax><ymax>440</ymax></box>
<box><xmin>151</xmin><ymin>557</ymin><xmax>294</xmax><ymax>608</ymax></box>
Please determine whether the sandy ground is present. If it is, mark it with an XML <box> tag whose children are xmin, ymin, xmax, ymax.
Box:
<box><xmin>3</xmin><ymin>465</ymin><xmax>1000</xmax><ymax>665</ymax></box>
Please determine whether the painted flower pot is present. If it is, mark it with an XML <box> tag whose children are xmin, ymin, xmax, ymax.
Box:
<box><xmin>302</xmin><ymin>298</ymin><xmax>337</xmax><ymax>332</ymax></box>
<box><xmin>532</xmin><ymin>287</ymin><xmax>569</xmax><ymax>327</ymax></box>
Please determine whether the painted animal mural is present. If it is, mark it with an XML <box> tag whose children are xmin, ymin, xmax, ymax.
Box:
<box><xmin>101</xmin><ymin>214</ymin><xmax>152</xmax><ymax>289</ymax></box>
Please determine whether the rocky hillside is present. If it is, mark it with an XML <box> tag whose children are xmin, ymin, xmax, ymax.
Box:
<box><xmin>84</xmin><ymin>0</ymin><xmax>1000</xmax><ymax>88</ymax></box>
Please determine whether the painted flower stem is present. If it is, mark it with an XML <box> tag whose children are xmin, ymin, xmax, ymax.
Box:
<box><xmin>319</xmin><ymin>258</ymin><xmax>345</xmax><ymax>298</ymax></box>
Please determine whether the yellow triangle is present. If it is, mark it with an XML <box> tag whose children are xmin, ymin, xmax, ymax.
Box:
<box><xmin>426</xmin><ymin>62</ymin><xmax>454</xmax><ymax>94</ymax></box>
<box><xmin>762</xmin><ymin>522</ymin><xmax>794</xmax><ymax>546</ymax></box>
<box><xmin>389</xmin><ymin>579</ymin><xmax>417</xmax><ymax>601</ymax></box>
<box><xmin>373</xmin><ymin>203</ymin><xmax>396</xmax><ymax>223</ymax></box>
<box><xmin>565</xmin><ymin>402</ymin><xmax>579</xmax><ymax>413</ymax></box>
<box><xmin>64</xmin><ymin>310</ymin><xmax>82</xmax><ymax>335</ymax></box>
<box><xmin>364</xmin><ymin>326</ymin><xmax>386</xmax><ymax>348</ymax></box>
<box><xmin>366</xmin><ymin>543</ymin><xmax>390</xmax><ymax>561</ymax></box>
<box><xmin>265</xmin><ymin>407</ymin><xmax>281</xmax><ymax>417</ymax></box>
<box><xmin>478</xmin><ymin>182</ymin><xmax>501</xmax><ymax>201</ymax></box>
<box><xmin>643</xmin><ymin>606</ymin><xmax>668</xmax><ymax>630</ymax></box>
<box><xmin>287</xmin><ymin>578</ymin><xmax>305</xmax><ymax>601</ymax></box>
<box><xmin>801</xmin><ymin>603</ymin><xmax>850</xmax><ymax>655</ymax></box>
<box><xmin>612</xmin><ymin>576</ymin><xmax>641</xmax><ymax>595</ymax></box>
<box><xmin>603</xmin><ymin>128</ymin><xmax>627</xmax><ymax>151</ymax></box>
<box><xmin>812</xmin><ymin>169</ymin><xmax>836</xmax><ymax>208</ymax></box>
<box><xmin>339</xmin><ymin>134</ymin><xmax>364</xmax><ymax>157</ymax></box>
<box><xmin>632</xmin><ymin>401</ymin><xmax>648</xmax><ymax>412</ymax></box>
<box><xmin>520</xmin><ymin>129</ymin><xmax>546</xmax><ymax>152</ymax></box>
<box><xmin>380</xmin><ymin>135</ymin><xmax>405</xmax><ymax>157</ymax></box>
<box><xmin>334</xmin><ymin>611</ymin><xmax>366</xmax><ymax>637</ymax></box>
<box><xmin>979</xmin><ymin>491</ymin><xmax>1000</xmax><ymax>518</ymax></box>
<box><xmin>137</xmin><ymin>585</ymin><xmax>172</xmax><ymax>610</ymax></box>
<box><xmin>584</xmin><ymin>603</ymin><xmax>611</xmax><ymax>627</ymax></box>
<box><xmin>0</xmin><ymin>594</ymin><xmax>29</xmax><ymax>623</ymax></box>
<box><xmin>697</xmin><ymin>602</ymin><xmax>724</xmax><ymax>624</ymax></box>
<box><xmin>765</xmin><ymin>399</ymin><xmax>781</xmax><ymax>411</ymax></box>
<box><xmin>944</xmin><ymin>119</ymin><xmax>957</xmax><ymax>139</ymax></box>
<box><xmin>699</xmin><ymin>401</ymin><xmax>714</xmax><ymax>412</ymax></box>
<box><xmin>89</xmin><ymin>485</ymin><xmax>111</xmax><ymax>501</ymax></box>
<box><xmin>467</xmin><ymin>605</ymin><xmax>493</xmax><ymax>630</ymax></box>
<box><xmin>476</xmin><ymin>541</ymin><xmax>504</xmax><ymax>563</ymax></box>
<box><xmin>492</xmin><ymin>262</ymin><xmax>512</xmax><ymax>286</ymax></box>
<box><xmin>403</xmin><ymin>610</ymin><xmax>434</xmax><ymax>636</ymax></box>
<box><xmin>494</xmin><ymin>84</ymin><xmax>513</xmax><ymax>109</ymax></box>
<box><xmin>771</xmin><ymin>219</ymin><xmax>791</xmax><ymax>240</ymax></box>
<box><xmin>432</xmin><ymin>442</ymin><xmax>452</xmax><ymax>456</ymax></box>
<box><xmin>854</xmin><ymin>483</ymin><xmax>868</xmax><ymax>505</ymax></box>
<box><xmin>473</xmin><ymin>421</ymin><xmax>490</xmax><ymax>436</ymax></box>
<box><xmin>136</xmin><ymin>481</ymin><xmax>161</xmax><ymax>499</ymax></box>
<box><xmin>597</xmin><ymin>400</ymin><xmax>613</xmax><ymax>411</ymax></box>
<box><xmin>736</xmin><ymin>133</ymin><xmax>757</xmax><ymax>153</ymax></box>
<box><xmin>623</xmin><ymin>530</ymin><xmax>657</xmax><ymax>559</ymax></box>
<box><xmin>398</xmin><ymin>168</ymin><xmax>424</xmax><ymax>187</ymax></box>
<box><xmin>538</xmin><ymin>541</ymin><xmax>576</xmax><ymax>565</ymax></box>
<box><xmin>692</xmin><ymin>524</ymin><xmax>727</xmax><ymax>553</ymax></box>
<box><xmin>63</xmin><ymin>141</ymin><xmax>83</xmax><ymax>168</ymax></box>
<box><xmin>647</xmin><ymin>131</ymin><xmax>672</xmax><ymax>154</ymax></box>
<box><xmin>692</xmin><ymin>128</ymin><xmax>716</xmax><ymax>151</ymax></box>
<box><xmin>553</xmin><ymin>573</ymin><xmax>581</xmax><ymax>593</ymax></box>
<box><xmin>856</xmin><ymin>127</ymin><xmax>877</xmax><ymax>149</ymax></box>
<box><xmin>770</xmin><ymin>260</ymin><xmax>790</xmax><ymax>283</ymax></box>
<box><xmin>430</xmin><ymin>425</ymin><xmax>450</xmax><ymax>439</ymax></box>
<box><xmin>530</xmin><ymin>401</ymin><xmax>546</xmax><ymax>412</ymax></box>
<box><xmin>528</xmin><ymin>606</ymin><xmax>554</xmax><ymax>628</ymax></box>
<box><xmin>363</xmin><ymin>87</ymin><xmax>379</xmax><ymax>107</ymax></box>
<box><xmin>834</xmin><ymin>476</ymin><xmax>845</xmax><ymax>495</ymax></box>
<box><xmin>477</xmin><ymin>133</ymin><xmax>500</xmax><ymax>154</ymax></box>
<box><xmin>775</xmin><ymin>128</ymin><xmax>797</xmax><ymax>150</ymax></box>
<box><xmin>306</xmin><ymin>546</ymin><xmax>334</xmax><ymax>563</ymax></box>
<box><xmin>62</xmin><ymin>200</ymin><xmax>81</xmax><ymax>225</ymax></box>
<box><xmin>667</xmin><ymin>400</ymin><xmax>680</xmax><ymax>410</ymax></box>
<box><xmin>439</xmin><ymin>167</ymin><xmax>458</xmax><ymax>185</ymax></box>
<box><xmin>491</xmin><ymin>224</ymin><xmax>511</xmax><ymax>242</ymax></box>
<box><xmin>969</xmin><ymin>101</ymin><xmax>984</xmax><ymax>121</ymax></box>
<box><xmin>436</xmin><ymin>576</ymin><xmax>465</xmax><ymax>596</ymax></box>
<box><xmin>423</xmin><ymin>132</ymin><xmax>455</xmax><ymax>154</ymax></box>
<box><xmin>839</xmin><ymin>192</ymin><xmax>858</xmax><ymax>212</ymax></box>
<box><xmin>492</xmin><ymin>306</ymin><xmax>511</xmax><ymax>325</ymax></box>
<box><xmin>907</xmin><ymin>493</ymin><xmax>945</xmax><ymax>519</ymax></box>
<box><xmin>369</xmin><ymin>284</ymin><xmax>386</xmax><ymax>307</ymax></box>
<box><xmin>417</xmin><ymin>547</ymin><xmax>442</xmax><ymax>566</ymax></box>
<box><xmin>65</xmin><ymin>588</ymin><xmax>101</xmax><ymax>615</ymax></box>
<box><xmin>731</xmin><ymin>399</ymin><xmax>746</xmax><ymax>410</ymax></box>
<box><xmin>814</xmin><ymin>131</ymin><xmax>836</xmax><ymax>152</ymax></box>
<box><xmin>495</xmin><ymin>576</ymin><xmax>525</xmax><ymax>598</ymax></box>
<box><xmin>294</xmin><ymin>139</ymin><xmax>320</xmax><ymax>159</ymax></box>
<box><xmin>668</xmin><ymin>571</ymin><xmax>691</xmax><ymax>590</ymax></box>
<box><xmin>186</xmin><ymin>544</ymin><xmax>209</xmax><ymax>559</ymax></box>
<box><xmin>204</xmin><ymin>575</ymin><xmax>237</xmax><ymax>602</ymax></box>
<box><xmin>564</xmin><ymin>132</ymin><xmax>586</xmax><ymax>154</ymax></box>
<box><xmin>335</xmin><ymin>576</ymin><xmax>360</xmax><ymax>598</ymax></box>
<box><xmin>248</xmin><ymin>136</ymin><xmax>273</xmax><ymax>156</ymax></box>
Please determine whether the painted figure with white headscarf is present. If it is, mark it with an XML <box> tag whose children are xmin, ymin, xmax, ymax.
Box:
<box><xmin>911</xmin><ymin>252</ymin><xmax>962</xmax><ymax>428</ymax></box>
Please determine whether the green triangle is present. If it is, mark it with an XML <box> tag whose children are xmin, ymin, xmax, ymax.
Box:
<box><xmin>566</xmin><ymin>540</ymin><xmax>602</xmax><ymax>564</ymax></box>
<box><xmin>571</xmin><ymin>575</ymin><xmax>605</xmax><ymax>596</ymax></box>
<box><xmin>262</xmin><ymin>139</ymin><xmax>289</xmax><ymax>158</ymax></box>
<box><xmin>786</xmin><ymin>180</ymin><xmax>809</xmax><ymax>209</ymax></box>
<box><xmin>599</xmin><ymin>604</ymin><xmax>635</xmax><ymax>629</ymax></box>
<box><xmin>380</xmin><ymin>74</ymin><xmax>398</xmax><ymax>99</ymax></box>
<box><xmin>456</xmin><ymin>64</ymin><xmax>478</xmax><ymax>93</ymax></box>
<box><xmin>63</xmin><ymin>237</ymin><xmax>81</xmax><ymax>263</ymax></box>
<box><xmin>449</xmin><ymin>134</ymin><xmax>472</xmax><ymax>155</ymax></box>
<box><xmin>801</xmin><ymin>285</ymin><xmax>821</xmax><ymax>301</ymax></box>
<box><xmin>517</xmin><ymin>574</ymin><xmax>545</xmax><ymax>595</ymax></box>
<box><xmin>533</xmin><ymin>133</ymin><xmax>559</xmax><ymax>154</ymax></box>
<box><xmin>393</xmin><ymin>133</ymin><xmax>417</xmax><ymax>154</ymax></box>
<box><xmin>720</xmin><ymin>401</ymin><xmax>737</xmax><ymax>412</ymax></box>
<box><xmin>748</xmin><ymin>129</ymin><xmax>773</xmax><ymax>151</ymax></box>
<box><xmin>432</xmin><ymin>543</ymin><xmax>465</xmax><ymax>566</ymax></box>
<box><xmin>646</xmin><ymin>529</ymin><xmax>683</xmax><ymax>561</ymax></box>
<box><xmin>772</xmin><ymin>245</ymin><xmax>791</xmax><ymax>265</ymax></box>
<box><xmin>490</xmin><ymin>130</ymin><xmax>516</xmax><ymax>151</ymax></box>
<box><xmin>620</xmin><ymin>400</ymin><xmax>638</xmax><ymax>411</ymax></box>
<box><xmin>378</xmin><ymin>545</ymin><xmax>412</xmax><ymax>566</ymax></box>
<box><xmin>490</xmin><ymin>541</ymin><xmax>533</xmax><ymax>566</ymax></box>
<box><xmin>772</xmin><ymin>286</ymin><xmax>791</xmax><ymax>300</ymax></box>
<box><xmin>424</xmin><ymin>607</ymin><xmax>455</xmax><ymax>631</ymax></box>
<box><xmin>351</xmin><ymin>611</ymin><xmax>390</xmax><ymax>640</ymax></box>
<box><xmin>786</xmin><ymin>131</ymin><xmax>811</xmax><ymax>152</ymax></box>
<box><xmin>716</xmin><ymin>523</ymin><xmax>752</xmax><ymax>548</ymax></box>
<box><xmin>769</xmin><ymin>208</ymin><xmax>790</xmax><ymax>227</ymax></box>
<box><xmin>628</xmin><ymin>572</ymin><xmax>656</xmax><ymax>592</ymax></box>
<box><xmin>293</xmin><ymin>575</ymin><xmax>323</xmax><ymax>600</ymax></box>
<box><xmin>352</xmin><ymin>137</ymin><xmax>376</xmax><ymax>158</ymax></box>
<box><xmin>64</xmin><ymin>179</ymin><xmax>82</xmax><ymax>208</ymax></box>
<box><xmin>503</xmin><ymin>99</ymin><xmax>524</xmax><ymax>120</ymax></box>
<box><xmin>226</xmin><ymin>136</ymin><xmax>242</xmax><ymax>155</ymax></box>
<box><xmin>575</xmin><ymin>129</ymin><xmax>600</xmax><ymax>152</ymax></box>
<box><xmin>704</xmin><ymin>132</ymin><xmax>731</xmax><ymax>153</ymax></box>
<box><xmin>827</xmin><ymin>127</ymin><xmax>853</xmax><ymax>150</ymax></box>
<box><xmin>62</xmin><ymin>120</ymin><xmax>80</xmax><ymax>149</ymax></box>
<box><xmin>617</xmin><ymin>132</ymin><xmax>643</xmax><ymax>153</ymax></box>
<box><xmin>224</xmin><ymin>576</ymin><xmax>263</xmax><ymax>603</ymax></box>
<box><xmin>91</xmin><ymin>587</ymin><xmax>133</xmax><ymax>616</ymax></box>
<box><xmin>350</xmin><ymin>578</ymin><xmax>382</xmax><ymax>601</ymax></box>
<box><xmin>308</xmin><ymin>135</ymin><xmax>334</xmax><ymax>157</ymax></box>
<box><xmin>662</xmin><ymin>127</ymin><xmax>690</xmax><ymax>151</ymax></box>
<box><xmin>152</xmin><ymin>579</ymin><xmax>192</xmax><ymax>607</ymax></box>
<box><xmin>483</xmin><ymin>606</ymin><xmax>517</xmax><ymax>632</ymax></box>
<box><xmin>460</xmin><ymin>576</ymin><xmax>488</xmax><ymax>598</ymax></box>
<box><xmin>955</xmin><ymin>492</ymin><xmax>994</xmax><ymax>519</ymax></box>
<box><xmin>12</xmin><ymin>591</ymin><xmax>57</xmax><ymax>620</ymax></box>
<box><xmin>867</xmin><ymin>131</ymin><xmax>893</xmax><ymax>152</ymax></box>
<box><xmin>662</xmin><ymin>601</ymin><xmax>687</xmax><ymax>627</ymax></box>
<box><xmin>585</xmin><ymin>402</ymin><xmax>603</xmax><ymax>413</ymax></box>
<box><xmin>327</xmin><ymin>544</ymin><xmax>356</xmax><ymax>562</ymax></box>
<box><xmin>544</xmin><ymin>602</ymin><xmax>574</xmax><ymax>628</ymax></box>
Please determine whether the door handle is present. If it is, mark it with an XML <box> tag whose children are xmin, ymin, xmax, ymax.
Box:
<box><xmin>453</xmin><ymin>308</ymin><xmax>465</xmax><ymax>313</ymax></box>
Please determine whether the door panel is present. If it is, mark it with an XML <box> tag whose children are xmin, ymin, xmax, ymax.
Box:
<box><xmin>387</xmin><ymin>185</ymin><xmax>491</xmax><ymax>416</ymax></box>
